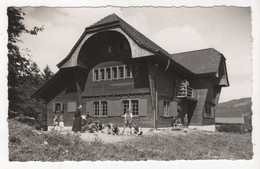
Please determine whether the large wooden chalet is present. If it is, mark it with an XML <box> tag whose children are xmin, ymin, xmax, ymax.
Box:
<box><xmin>32</xmin><ymin>14</ymin><xmax>229</xmax><ymax>130</ymax></box>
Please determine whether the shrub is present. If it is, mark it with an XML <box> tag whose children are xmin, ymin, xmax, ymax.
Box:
<box><xmin>216</xmin><ymin>124</ymin><xmax>245</xmax><ymax>133</ymax></box>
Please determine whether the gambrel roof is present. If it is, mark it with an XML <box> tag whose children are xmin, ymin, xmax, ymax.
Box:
<box><xmin>57</xmin><ymin>14</ymin><xmax>185</xmax><ymax>71</ymax></box>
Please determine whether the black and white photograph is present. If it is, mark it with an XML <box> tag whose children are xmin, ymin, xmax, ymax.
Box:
<box><xmin>1</xmin><ymin>4</ymin><xmax>260</xmax><ymax>167</ymax></box>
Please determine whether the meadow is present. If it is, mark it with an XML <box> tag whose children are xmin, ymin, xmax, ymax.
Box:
<box><xmin>8</xmin><ymin>119</ymin><xmax>253</xmax><ymax>161</ymax></box>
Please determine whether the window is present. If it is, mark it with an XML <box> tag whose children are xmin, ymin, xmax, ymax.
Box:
<box><xmin>203</xmin><ymin>104</ymin><xmax>215</xmax><ymax>119</ymax></box>
<box><xmin>112</xmin><ymin>67</ymin><xmax>118</xmax><ymax>79</ymax></box>
<box><xmin>125</xmin><ymin>65</ymin><xmax>131</xmax><ymax>78</ymax></box>
<box><xmin>163</xmin><ymin>100</ymin><xmax>170</xmax><ymax>117</ymax></box>
<box><xmin>132</xmin><ymin>64</ymin><xmax>138</xmax><ymax>78</ymax></box>
<box><xmin>101</xmin><ymin>101</ymin><xmax>108</xmax><ymax>116</ymax></box>
<box><xmin>100</xmin><ymin>69</ymin><xmax>105</xmax><ymax>81</ymax></box>
<box><xmin>106</xmin><ymin>68</ymin><xmax>111</xmax><ymax>80</ymax></box>
<box><xmin>54</xmin><ymin>102</ymin><xmax>62</xmax><ymax>112</ymax></box>
<box><xmin>93</xmin><ymin>64</ymin><xmax>138</xmax><ymax>82</ymax></box>
<box><xmin>118</xmin><ymin>66</ymin><xmax>124</xmax><ymax>79</ymax></box>
<box><xmin>122</xmin><ymin>100</ymin><xmax>130</xmax><ymax>115</ymax></box>
<box><xmin>131</xmin><ymin>100</ymin><xmax>139</xmax><ymax>116</ymax></box>
<box><xmin>94</xmin><ymin>69</ymin><xmax>99</xmax><ymax>81</ymax></box>
<box><xmin>93</xmin><ymin>101</ymin><xmax>99</xmax><ymax>116</ymax></box>
<box><xmin>68</xmin><ymin>102</ymin><xmax>77</xmax><ymax>112</ymax></box>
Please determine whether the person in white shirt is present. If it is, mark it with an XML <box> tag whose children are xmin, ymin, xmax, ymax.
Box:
<box><xmin>121</xmin><ymin>109</ymin><xmax>133</xmax><ymax>135</ymax></box>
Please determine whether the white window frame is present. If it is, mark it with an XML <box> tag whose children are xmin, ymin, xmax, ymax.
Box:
<box><xmin>125</xmin><ymin>65</ymin><xmax>132</xmax><ymax>78</ymax></box>
<box><xmin>100</xmin><ymin>68</ymin><xmax>106</xmax><ymax>81</ymax></box>
<box><xmin>118</xmin><ymin>66</ymin><xmax>125</xmax><ymax>79</ymax></box>
<box><xmin>106</xmin><ymin>67</ymin><xmax>112</xmax><ymax>80</ymax></box>
<box><xmin>112</xmin><ymin>66</ymin><xmax>118</xmax><ymax>80</ymax></box>
<box><xmin>93</xmin><ymin>69</ymin><xmax>99</xmax><ymax>82</ymax></box>
<box><xmin>101</xmin><ymin>101</ymin><xmax>108</xmax><ymax>116</ymax></box>
<box><xmin>93</xmin><ymin>101</ymin><xmax>100</xmax><ymax>116</ymax></box>
<box><xmin>121</xmin><ymin>99</ymin><xmax>139</xmax><ymax>117</ymax></box>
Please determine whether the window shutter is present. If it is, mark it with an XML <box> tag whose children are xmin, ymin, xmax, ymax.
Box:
<box><xmin>158</xmin><ymin>100</ymin><xmax>164</xmax><ymax>116</ymax></box>
<box><xmin>60</xmin><ymin>102</ymin><xmax>63</xmax><ymax>112</ymax></box>
<box><xmin>86</xmin><ymin>101</ymin><xmax>93</xmax><ymax>116</ymax></box>
<box><xmin>68</xmin><ymin>102</ymin><xmax>77</xmax><ymax>112</ymax></box>
<box><xmin>139</xmin><ymin>99</ymin><xmax>147</xmax><ymax>116</ymax></box>
<box><xmin>52</xmin><ymin>102</ymin><xmax>55</xmax><ymax>112</ymax></box>
<box><xmin>169</xmin><ymin>101</ymin><xmax>178</xmax><ymax>117</ymax></box>
<box><xmin>108</xmin><ymin>100</ymin><xmax>122</xmax><ymax>116</ymax></box>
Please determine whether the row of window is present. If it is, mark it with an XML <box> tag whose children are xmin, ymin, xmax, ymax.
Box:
<box><xmin>93</xmin><ymin>64</ymin><xmax>138</xmax><ymax>82</ymax></box>
<box><xmin>53</xmin><ymin>99</ymin><xmax>140</xmax><ymax>116</ymax></box>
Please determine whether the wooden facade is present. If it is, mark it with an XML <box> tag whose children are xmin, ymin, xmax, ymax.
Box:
<box><xmin>33</xmin><ymin>14</ymin><xmax>229</xmax><ymax>129</ymax></box>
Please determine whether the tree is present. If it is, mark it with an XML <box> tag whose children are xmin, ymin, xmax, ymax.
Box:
<box><xmin>8</xmin><ymin>7</ymin><xmax>44</xmax><ymax>118</ymax></box>
<box><xmin>42</xmin><ymin>65</ymin><xmax>54</xmax><ymax>82</ymax></box>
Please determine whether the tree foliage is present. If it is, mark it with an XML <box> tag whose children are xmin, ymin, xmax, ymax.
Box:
<box><xmin>8</xmin><ymin>7</ymin><xmax>52</xmax><ymax>129</ymax></box>
<box><xmin>42</xmin><ymin>65</ymin><xmax>54</xmax><ymax>81</ymax></box>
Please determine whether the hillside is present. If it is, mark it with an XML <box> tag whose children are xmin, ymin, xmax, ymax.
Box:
<box><xmin>217</xmin><ymin>97</ymin><xmax>252</xmax><ymax>130</ymax></box>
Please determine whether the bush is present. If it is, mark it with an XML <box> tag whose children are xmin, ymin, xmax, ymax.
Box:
<box><xmin>216</xmin><ymin>124</ymin><xmax>245</xmax><ymax>133</ymax></box>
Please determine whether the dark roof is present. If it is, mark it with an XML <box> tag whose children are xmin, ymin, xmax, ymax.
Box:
<box><xmin>171</xmin><ymin>48</ymin><xmax>224</xmax><ymax>75</ymax></box>
<box><xmin>57</xmin><ymin>14</ymin><xmax>189</xmax><ymax>72</ymax></box>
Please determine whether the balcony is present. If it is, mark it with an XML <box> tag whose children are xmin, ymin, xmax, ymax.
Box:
<box><xmin>177</xmin><ymin>84</ymin><xmax>197</xmax><ymax>101</ymax></box>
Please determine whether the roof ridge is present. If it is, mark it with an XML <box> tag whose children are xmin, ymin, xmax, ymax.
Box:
<box><xmin>170</xmin><ymin>48</ymin><xmax>219</xmax><ymax>55</ymax></box>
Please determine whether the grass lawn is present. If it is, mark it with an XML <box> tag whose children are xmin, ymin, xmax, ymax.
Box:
<box><xmin>8</xmin><ymin>119</ymin><xmax>253</xmax><ymax>161</ymax></box>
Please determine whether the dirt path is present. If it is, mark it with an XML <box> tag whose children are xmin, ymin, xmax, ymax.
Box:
<box><xmin>75</xmin><ymin>127</ymin><xmax>196</xmax><ymax>143</ymax></box>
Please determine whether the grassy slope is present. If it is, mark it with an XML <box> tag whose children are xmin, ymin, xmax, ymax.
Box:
<box><xmin>9</xmin><ymin>119</ymin><xmax>253</xmax><ymax>161</ymax></box>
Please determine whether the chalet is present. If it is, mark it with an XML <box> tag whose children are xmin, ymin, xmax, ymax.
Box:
<box><xmin>32</xmin><ymin>14</ymin><xmax>229</xmax><ymax>130</ymax></box>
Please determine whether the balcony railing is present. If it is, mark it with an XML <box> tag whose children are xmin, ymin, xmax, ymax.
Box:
<box><xmin>177</xmin><ymin>84</ymin><xmax>197</xmax><ymax>100</ymax></box>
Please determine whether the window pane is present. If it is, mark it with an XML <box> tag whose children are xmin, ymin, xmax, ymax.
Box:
<box><xmin>55</xmin><ymin>103</ymin><xmax>61</xmax><ymax>112</ymax></box>
<box><xmin>93</xmin><ymin>101</ymin><xmax>99</xmax><ymax>116</ymax></box>
<box><xmin>118</xmin><ymin>66</ymin><xmax>124</xmax><ymax>78</ymax></box>
<box><xmin>131</xmin><ymin>100</ymin><xmax>139</xmax><ymax>116</ymax></box>
<box><xmin>100</xmin><ymin>69</ymin><xmax>105</xmax><ymax>80</ymax></box>
<box><xmin>122</xmin><ymin>100</ymin><xmax>130</xmax><ymax>114</ymax></box>
<box><xmin>112</xmin><ymin>67</ymin><xmax>118</xmax><ymax>79</ymax></box>
<box><xmin>106</xmin><ymin>68</ymin><xmax>111</xmax><ymax>80</ymax></box>
<box><xmin>125</xmin><ymin>65</ymin><xmax>131</xmax><ymax>78</ymax></box>
<box><xmin>101</xmin><ymin>101</ymin><xmax>107</xmax><ymax>116</ymax></box>
<box><xmin>94</xmin><ymin>69</ymin><xmax>99</xmax><ymax>81</ymax></box>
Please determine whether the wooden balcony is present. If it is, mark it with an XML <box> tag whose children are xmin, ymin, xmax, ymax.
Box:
<box><xmin>177</xmin><ymin>85</ymin><xmax>197</xmax><ymax>101</ymax></box>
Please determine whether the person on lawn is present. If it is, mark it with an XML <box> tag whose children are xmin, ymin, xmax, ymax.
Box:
<box><xmin>133</xmin><ymin>124</ymin><xmax>143</xmax><ymax>136</ymax></box>
<box><xmin>121</xmin><ymin>109</ymin><xmax>133</xmax><ymax>135</ymax></box>
<box><xmin>59</xmin><ymin>116</ymin><xmax>64</xmax><ymax>131</ymax></box>
<box><xmin>184</xmin><ymin>114</ymin><xmax>189</xmax><ymax>128</ymax></box>
<box><xmin>72</xmin><ymin>105</ymin><xmax>82</xmax><ymax>133</ymax></box>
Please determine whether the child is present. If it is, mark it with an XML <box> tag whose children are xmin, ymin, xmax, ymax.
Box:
<box><xmin>133</xmin><ymin>124</ymin><xmax>143</xmax><ymax>136</ymax></box>
<box><xmin>53</xmin><ymin>116</ymin><xmax>59</xmax><ymax>131</ymax></box>
<box><xmin>176</xmin><ymin>117</ymin><xmax>183</xmax><ymax>130</ymax></box>
<box><xmin>111</xmin><ymin>124</ymin><xmax>119</xmax><ymax>135</ymax></box>
<box><xmin>121</xmin><ymin>109</ymin><xmax>133</xmax><ymax>135</ymax></box>
<box><xmin>59</xmin><ymin>116</ymin><xmax>64</xmax><ymax>131</ymax></box>
<box><xmin>184</xmin><ymin>114</ymin><xmax>189</xmax><ymax>128</ymax></box>
<box><xmin>107</xmin><ymin>123</ymin><xmax>119</xmax><ymax>135</ymax></box>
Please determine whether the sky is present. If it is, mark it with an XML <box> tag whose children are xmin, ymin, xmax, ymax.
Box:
<box><xmin>17</xmin><ymin>7</ymin><xmax>252</xmax><ymax>103</ymax></box>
